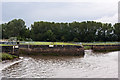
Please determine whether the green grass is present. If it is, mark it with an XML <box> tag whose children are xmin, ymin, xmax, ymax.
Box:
<box><xmin>0</xmin><ymin>44</ymin><xmax>14</xmax><ymax>46</ymax></box>
<box><xmin>20</xmin><ymin>42</ymin><xmax>81</xmax><ymax>46</ymax></box>
<box><xmin>82</xmin><ymin>42</ymin><xmax>119</xmax><ymax>45</ymax></box>
<box><xmin>0</xmin><ymin>53</ymin><xmax>18</xmax><ymax>61</ymax></box>
<box><xmin>1</xmin><ymin>42</ymin><xmax>119</xmax><ymax>46</ymax></box>
<box><xmin>84</xmin><ymin>46</ymin><xmax>92</xmax><ymax>50</ymax></box>
<box><xmin>20</xmin><ymin>42</ymin><xmax>120</xmax><ymax>46</ymax></box>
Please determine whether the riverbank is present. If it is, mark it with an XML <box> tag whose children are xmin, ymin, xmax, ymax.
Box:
<box><xmin>0</xmin><ymin>53</ymin><xmax>18</xmax><ymax>61</ymax></box>
<box><xmin>83</xmin><ymin>45</ymin><xmax>120</xmax><ymax>52</ymax></box>
<box><xmin>0</xmin><ymin>42</ymin><xmax>120</xmax><ymax>56</ymax></box>
<box><xmin>20</xmin><ymin>42</ymin><xmax>82</xmax><ymax>46</ymax></box>
<box><xmin>82</xmin><ymin>42</ymin><xmax>120</xmax><ymax>51</ymax></box>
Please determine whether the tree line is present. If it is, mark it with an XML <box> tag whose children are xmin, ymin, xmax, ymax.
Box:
<box><xmin>1</xmin><ymin>19</ymin><xmax>120</xmax><ymax>42</ymax></box>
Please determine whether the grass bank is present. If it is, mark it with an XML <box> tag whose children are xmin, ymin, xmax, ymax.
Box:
<box><xmin>82</xmin><ymin>42</ymin><xmax>119</xmax><ymax>45</ymax></box>
<box><xmin>0</xmin><ymin>53</ymin><xmax>18</xmax><ymax>61</ymax></box>
<box><xmin>0</xmin><ymin>44</ymin><xmax>14</xmax><ymax>46</ymax></box>
<box><xmin>1</xmin><ymin>41</ymin><xmax>119</xmax><ymax>46</ymax></box>
<box><xmin>20</xmin><ymin>42</ymin><xmax>81</xmax><ymax>46</ymax></box>
<box><xmin>20</xmin><ymin>42</ymin><xmax>119</xmax><ymax>45</ymax></box>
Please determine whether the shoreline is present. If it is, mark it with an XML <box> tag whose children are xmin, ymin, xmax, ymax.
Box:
<box><xmin>0</xmin><ymin>57</ymin><xmax>23</xmax><ymax>71</ymax></box>
<box><xmin>0</xmin><ymin>53</ymin><xmax>19</xmax><ymax>61</ymax></box>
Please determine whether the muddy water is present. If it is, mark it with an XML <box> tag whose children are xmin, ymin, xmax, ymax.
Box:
<box><xmin>1</xmin><ymin>50</ymin><xmax>118</xmax><ymax>78</ymax></box>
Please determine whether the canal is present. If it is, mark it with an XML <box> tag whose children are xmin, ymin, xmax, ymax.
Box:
<box><xmin>1</xmin><ymin>50</ymin><xmax>118</xmax><ymax>78</ymax></box>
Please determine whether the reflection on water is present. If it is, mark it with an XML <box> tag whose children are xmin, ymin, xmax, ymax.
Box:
<box><xmin>2</xmin><ymin>50</ymin><xmax>118</xmax><ymax>78</ymax></box>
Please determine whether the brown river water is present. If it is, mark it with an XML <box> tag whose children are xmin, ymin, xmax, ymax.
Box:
<box><xmin>0</xmin><ymin>50</ymin><xmax>118</xmax><ymax>78</ymax></box>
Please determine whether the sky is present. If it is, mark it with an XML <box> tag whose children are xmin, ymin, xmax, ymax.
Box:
<box><xmin>1</xmin><ymin>0</ymin><xmax>119</xmax><ymax>27</ymax></box>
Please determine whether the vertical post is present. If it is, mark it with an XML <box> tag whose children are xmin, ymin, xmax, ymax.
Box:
<box><xmin>28</xmin><ymin>42</ymin><xmax>30</xmax><ymax>50</ymax></box>
<box><xmin>26</xmin><ymin>42</ymin><xmax>30</xmax><ymax>50</ymax></box>
<box><xmin>13</xmin><ymin>46</ymin><xmax>14</xmax><ymax>54</ymax></box>
<box><xmin>28</xmin><ymin>43</ymin><xmax>29</xmax><ymax>50</ymax></box>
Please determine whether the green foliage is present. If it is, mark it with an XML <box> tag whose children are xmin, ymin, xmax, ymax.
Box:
<box><xmin>8</xmin><ymin>37</ymin><xmax>17</xmax><ymax>41</ymax></box>
<box><xmin>114</xmin><ymin>23</ymin><xmax>120</xmax><ymax>41</ymax></box>
<box><xmin>2</xmin><ymin>19</ymin><xmax>30</xmax><ymax>41</ymax></box>
<box><xmin>20</xmin><ymin>42</ymin><xmax>80</xmax><ymax>46</ymax></box>
<box><xmin>61</xmin><ymin>36</ymin><xmax>65</xmax><ymax>41</ymax></box>
<box><xmin>83</xmin><ymin>46</ymin><xmax>92</xmax><ymax>50</ymax></box>
<box><xmin>0</xmin><ymin>53</ymin><xmax>18</xmax><ymax>60</ymax></box>
<box><xmin>0</xmin><ymin>44</ymin><xmax>13</xmax><ymax>46</ymax></box>
<box><xmin>82</xmin><ymin>42</ymin><xmax>119</xmax><ymax>45</ymax></box>
<box><xmin>1</xmin><ymin>19</ymin><xmax>120</xmax><ymax>42</ymax></box>
<box><xmin>73</xmin><ymin>38</ymin><xmax>79</xmax><ymax>42</ymax></box>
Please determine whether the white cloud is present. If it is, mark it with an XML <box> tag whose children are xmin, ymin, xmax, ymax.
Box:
<box><xmin>1</xmin><ymin>0</ymin><xmax>119</xmax><ymax>2</ymax></box>
<box><xmin>2</xmin><ymin>1</ymin><xmax>119</xmax><ymax>26</ymax></box>
<box><xmin>95</xmin><ymin>14</ymin><xmax>118</xmax><ymax>24</ymax></box>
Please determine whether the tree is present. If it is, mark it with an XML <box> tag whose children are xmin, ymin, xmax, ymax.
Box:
<box><xmin>73</xmin><ymin>38</ymin><xmax>79</xmax><ymax>42</ymax></box>
<box><xmin>2</xmin><ymin>19</ymin><xmax>27</xmax><ymax>40</ymax></box>
<box><xmin>44</xmin><ymin>30</ymin><xmax>55</xmax><ymax>41</ymax></box>
<box><xmin>114</xmin><ymin>23</ymin><xmax>120</xmax><ymax>41</ymax></box>
<box><xmin>1</xmin><ymin>19</ymin><xmax>119</xmax><ymax>42</ymax></box>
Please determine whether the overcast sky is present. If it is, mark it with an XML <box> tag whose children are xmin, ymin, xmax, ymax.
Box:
<box><xmin>1</xmin><ymin>0</ymin><xmax>119</xmax><ymax>27</ymax></box>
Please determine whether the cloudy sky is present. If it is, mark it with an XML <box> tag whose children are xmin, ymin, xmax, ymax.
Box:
<box><xmin>1</xmin><ymin>0</ymin><xmax>119</xmax><ymax>27</ymax></box>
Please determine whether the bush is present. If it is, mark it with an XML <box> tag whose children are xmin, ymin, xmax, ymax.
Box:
<box><xmin>73</xmin><ymin>38</ymin><xmax>79</xmax><ymax>42</ymax></box>
<box><xmin>0</xmin><ymin>53</ymin><xmax>18</xmax><ymax>61</ymax></box>
<box><xmin>84</xmin><ymin>46</ymin><xmax>92</xmax><ymax>50</ymax></box>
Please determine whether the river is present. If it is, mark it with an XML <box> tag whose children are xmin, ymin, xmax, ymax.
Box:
<box><xmin>1</xmin><ymin>50</ymin><xmax>118</xmax><ymax>78</ymax></box>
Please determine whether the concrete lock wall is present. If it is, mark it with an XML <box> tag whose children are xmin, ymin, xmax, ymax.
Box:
<box><xmin>19</xmin><ymin>45</ymin><xmax>85</xmax><ymax>56</ymax></box>
<box><xmin>1</xmin><ymin>46</ymin><xmax>19</xmax><ymax>53</ymax></box>
<box><xmin>92</xmin><ymin>45</ymin><xmax>120</xmax><ymax>52</ymax></box>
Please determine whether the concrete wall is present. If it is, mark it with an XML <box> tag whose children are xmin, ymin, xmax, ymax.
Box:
<box><xmin>19</xmin><ymin>45</ymin><xmax>85</xmax><ymax>56</ymax></box>
<box><xmin>1</xmin><ymin>46</ymin><xmax>19</xmax><ymax>53</ymax></box>
<box><xmin>92</xmin><ymin>45</ymin><xmax>120</xmax><ymax>52</ymax></box>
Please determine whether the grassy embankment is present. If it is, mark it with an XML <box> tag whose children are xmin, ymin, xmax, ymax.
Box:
<box><xmin>82</xmin><ymin>42</ymin><xmax>119</xmax><ymax>45</ymax></box>
<box><xmin>20</xmin><ymin>42</ymin><xmax>80</xmax><ymax>46</ymax></box>
<box><xmin>82</xmin><ymin>42</ymin><xmax>119</xmax><ymax>50</ymax></box>
<box><xmin>0</xmin><ymin>42</ymin><xmax>119</xmax><ymax>57</ymax></box>
<box><xmin>0</xmin><ymin>44</ymin><xmax>14</xmax><ymax>46</ymax></box>
<box><xmin>0</xmin><ymin>53</ymin><xmax>18</xmax><ymax>61</ymax></box>
<box><xmin>0</xmin><ymin>44</ymin><xmax>18</xmax><ymax>61</ymax></box>
<box><xmin>82</xmin><ymin>42</ymin><xmax>120</xmax><ymax>52</ymax></box>
<box><xmin>20</xmin><ymin>42</ymin><xmax>119</xmax><ymax>50</ymax></box>
<box><xmin>0</xmin><ymin>42</ymin><xmax>119</xmax><ymax>54</ymax></box>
